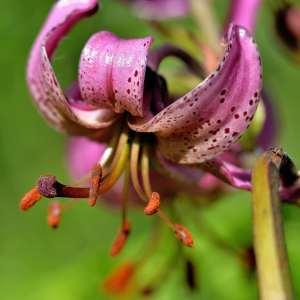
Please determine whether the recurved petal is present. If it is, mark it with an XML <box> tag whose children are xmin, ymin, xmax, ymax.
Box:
<box><xmin>130</xmin><ymin>25</ymin><xmax>262</xmax><ymax>164</ymax></box>
<box><xmin>79</xmin><ymin>31</ymin><xmax>152</xmax><ymax>117</ymax></box>
<box><xmin>27</xmin><ymin>0</ymin><xmax>117</xmax><ymax>134</ymax></box>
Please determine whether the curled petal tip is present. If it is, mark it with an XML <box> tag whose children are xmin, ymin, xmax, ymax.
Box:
<box><xmin>130</xmin><ymin>25</ymin><xmax>262</xmax><ymax>164</ymax></box>
<box><xmin>26</xmin><ymin>0</ymin><xmax>114</xmax><ymax>134</ymax></box>
<box><xmin>79</xmin><ymin>31</ymin><xmax>153</xmax><ymax>117</ymax></box>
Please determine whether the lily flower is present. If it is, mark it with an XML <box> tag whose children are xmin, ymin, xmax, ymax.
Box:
<box><xmin>22</xmin><ymin>0</ymin><xmax>262</xmax><ymax>249</ymax></box>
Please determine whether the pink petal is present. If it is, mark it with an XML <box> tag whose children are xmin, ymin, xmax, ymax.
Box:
<box><xmin>130</xmin><ymin>25</ymin><xmax>262</xmax><ymax>164</ymax></box>
<box><xmin>202</xmin><ymin>159</ymin><xmax>252</xmax><ymax>191</ymax></box>
<box><xmin>225</xmin><ymin>0</ymin><xmax>261</xmax><ymax>33</ymax></box>
<box><xmin>79</xmin><ymin>31</ymin><xmax>152</xmax><ymax>117</ymax></box>
<box><xmin>67</xmin><ymin>136</ymin><xmax>106</xmax><ymax>180</ymax></box>
<box><xmin>203</xmin><ymin>158</ymin><xmax>300</xmax><ymax>203</ymax></box>
<box><xmin>27</xmin><ymin>0</ymin><xmax>117</xmax><ymax>134</ymax></box>
<box><xmin>257</xmin><ymin>90</ymin><xmax>279</xmax><ymax>150</ymax></box>
<box><xmin>129</xmin><ymin>0</ymin><xmax>189</xmax><ymax>20</ymax></box>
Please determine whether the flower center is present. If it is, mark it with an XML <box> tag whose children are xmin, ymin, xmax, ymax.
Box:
<box><xmin>20</xmin><ymin>126</ymin><xmax>194</xmax><ymax>252</ymax></box>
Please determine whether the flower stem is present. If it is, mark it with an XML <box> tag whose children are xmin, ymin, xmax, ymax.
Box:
<box><xmin>252</xmin><ymin>149</ymin><xmax>294</xmax><ymax>299</ymax></box>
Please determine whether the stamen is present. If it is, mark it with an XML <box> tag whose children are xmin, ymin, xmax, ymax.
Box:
<box><xmin>100</xmin><ymin>132</ymin><xmax>130</xmax><ymax>194</ymax></box>
<box><xmin>103</xmin><ymin>262</ymin><xmax>136</xmax><ymax>294</ymax></box>
<box><xmin>99</xmin><ymin>146</ymin><xmax>113</xmax><ymax>166</ymax></box>
<box><xmin>71</xmin><ymin>129</ymin><xmax>127</xmax><ymax>186</ymax></box>
<box><xmin>141</xmin><ymin>145</ymin><xmax>152</xmax><ymax>197</ymax></box>
<box><xmin>47</xmin><ymin>202</ymin><xmax>62</xmax><ymax>229</ymax></box>
<box><xmin>110</xmin><ymin>219</ymin><xmax>131</xmax><ymax>257</ymax></box>
<box><xmin>105</xmin><ymin>130</ymin><xmax>129</xmax><ymax>175</ymax></box>
<box><xmin>110</xmin><ymin>163</ymin><xmax>131</xmax><ymax>257</ymax></box>
<box><xmin>33</xmin><ymin>131</ymin><xmax>129</xmax><ymax>204</ymax></box>
<box><xmin>38</xmin><ymin>175</ymin><xmax>89</xmax><ymax>198</ymax></box>
<box><xmin>99</xmin><ymin>126</ymin><xmax>122</xmax><ymax>167</ymax></box>
<box><xmin>173</xmin><ymin>224</ymin><xmax>194</xmax><ymax>247</ymax></box>
<box><xmin>136</xmin><ymin>141</ymin><xmax>192</xmax><ymax>241</ymax></box>
<box><xmin>122</xmin><ymin>163</ymin><xmax>130</xmax><ymax>223</ymax></box>
<box><xmin>144</xmin><ymin>192</ymin><xmax>160</xmax><ymax>215</ymax></box>
<box><xmin>88</xmin><ymin>164</ymin><xmax>102</xmax><ymax>207</ymax></box>
<box><xmin>130</xmin><ymin>137</ymin><xmax>148</xmax><ymax>201</ymax></box>
<box><xmin>20</xmin><ymin>187</ymin><xmax>42</xmax><ymax>211</ymax></box>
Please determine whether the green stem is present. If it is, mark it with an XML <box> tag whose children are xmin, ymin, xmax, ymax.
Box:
<box><xmin>252</xmin><ymin>149</ymin><xmax>294</xmax><ymax>299</ymax></box>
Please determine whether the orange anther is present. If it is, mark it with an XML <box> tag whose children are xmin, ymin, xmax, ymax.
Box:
<box><xmin>144</xmin><ymin>192</ymin><xmax>160</xmax><ymax>215</ymax></box>
<box><xmin>47</xmin><ymin>202</ymin><xmax>62</xmax><ymax>229</ymax></box>
<box><xmin>103</xmin><ymin>262</ymin><xmax>136</xmax><ymax>294</ymax></box>
<box><xmin>110</xmin><ymin>220</ymin><xmax>131</xmax><ymax>256</ymax></box>
<box><xmin>19</xmin><ymin>187</ymin><xmax>42</xmax><ymax>211</ymax></box>
<box><xmin>88</xmin><ymin>164</ymin><xmax>102</xmax><ymax>207</ymax></box>
<box><xmin>174</xmin><ymin>224</ymin><xmax>194</xmax><ymax>247</ymax></box>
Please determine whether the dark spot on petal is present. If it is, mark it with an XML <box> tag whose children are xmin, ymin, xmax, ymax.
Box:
<box><xmin>220</xmin><ymin>89</ymin><xmax>227</xmax><ymax>96</ymax></box>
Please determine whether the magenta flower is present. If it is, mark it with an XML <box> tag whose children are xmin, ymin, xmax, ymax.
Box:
<box><xmin>22</xmin><ymin>0</ymin><xmax>262</xmax><ymax>249</ymax></box>
<box><xmin>120</xmin><ymin>0</ymin><xmax>189</xmax><ymax>20</ymax></box>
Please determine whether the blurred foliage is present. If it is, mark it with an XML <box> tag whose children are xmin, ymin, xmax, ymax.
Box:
<box><xmin>1</xmin><ymin>0</ymin><xmax>300</xmax><ymax>299</ymax></box>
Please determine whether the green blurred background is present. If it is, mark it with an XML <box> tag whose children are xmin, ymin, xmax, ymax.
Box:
<box><xmin>1</xmin><ymin>0</ymin><xmax>300</xmax><ymax>299</ymax></box>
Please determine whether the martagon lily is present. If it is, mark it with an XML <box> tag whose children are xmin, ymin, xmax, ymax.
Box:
<box><xmin>21</xmin><ymin>0</ymin><xmax>264</xmax><ymax>249</ymax></box>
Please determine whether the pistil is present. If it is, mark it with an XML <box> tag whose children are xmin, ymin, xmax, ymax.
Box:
<box><xmin>38</xmin><ymin>175</ymin><xmax>89</xmax><ymax>198</ymax></box>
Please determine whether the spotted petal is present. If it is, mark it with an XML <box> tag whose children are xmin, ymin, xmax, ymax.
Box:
<box><xmin>129</xmin><ymin>25</ymin><xmax>262</xmax><ymax>164</ymax></box>
<box><xmin>79</xmin><ymin>31</ymin><xmax>152</xmax><ymax>117</ymax></box>
<box><xmin>27</xmin><ymin>0</ymin><xmax>117</xmax><ymax>135</ymax></box>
